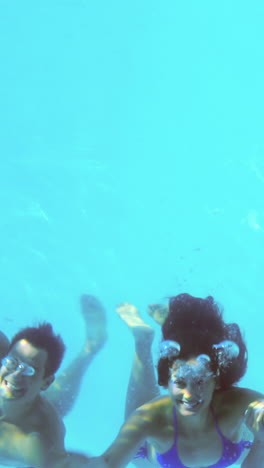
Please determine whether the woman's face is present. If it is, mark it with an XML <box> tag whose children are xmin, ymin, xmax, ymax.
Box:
<box><xmin>168</xmin><ymin>355</ymin><xmax>216</xmax><ymax>415</ymax></box>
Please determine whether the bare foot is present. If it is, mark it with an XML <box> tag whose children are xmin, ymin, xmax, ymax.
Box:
<box><xmin>116</xmin><ymin>302</ymin><xmax>154</xmax><ymax>344</ymax></box>
<box><xmin>147</xmin><ymin>304</ymin><xmax>169</xmax><ymax>326</ymax></box>
<box><xmin>80</xmin><ymin>295</ymin><xmax>107</xmax><ymax>354</ymax></box>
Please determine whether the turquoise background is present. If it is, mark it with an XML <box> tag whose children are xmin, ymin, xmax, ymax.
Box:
<box><xmin>0</xmin><ymin>0</ymin><xmax>264</xmax><ymax>463</ymax></box>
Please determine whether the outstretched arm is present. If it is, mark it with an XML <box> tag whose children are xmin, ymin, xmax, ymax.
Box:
<box><xmin>88</xmin><ymin>406</ymin><xmax>153</xmax><ymax>468</ymax></box>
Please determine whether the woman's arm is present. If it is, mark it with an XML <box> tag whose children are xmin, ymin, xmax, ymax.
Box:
<box><xmin>241</xmin><ymin>439</ymin><xmax>264</xmax><ymax>468</ymax></box>
<box><xmin>241</xmin><ymin>400</ymin><xmax>264</xmax><ymax>468</ymax></box>
<box><xmin>89</xmin><ymin>406</ymin><xmax>154</xmax><ymax>468</ymax></box>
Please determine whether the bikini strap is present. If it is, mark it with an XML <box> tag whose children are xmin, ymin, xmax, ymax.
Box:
<box><xmin>174</xmin><ymin>406</ymin><xmax>228</xmax><ymax>442</ymax></box>
<box><xmin>210</xmin><ymin>404</ymin><xmax>225</xmax><ymax>438</ymax></box>
<box><xmin>173</xmin><ymin>407</ymin><xmax>178</xmax><ymax>442</ymax></box>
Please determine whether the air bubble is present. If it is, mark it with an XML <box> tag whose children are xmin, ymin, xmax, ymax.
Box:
<box><xmin>213</xmin><ymin>340</ymin><xmax>239</xmax><ymax>368</ymax></box>
<box><xmin>159</xmin><ymin>340</ymin><xmax>181</xmax><ymax>359</ymax></box>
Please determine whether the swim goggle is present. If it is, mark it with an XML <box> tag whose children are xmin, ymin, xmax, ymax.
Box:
<box><xmin>1</xmin><ymin>355</ymin><xmax>35</xmax><ymax>376</ymax></box>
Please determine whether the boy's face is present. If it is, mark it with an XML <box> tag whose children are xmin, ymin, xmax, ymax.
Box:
<box><xmin>0</xmin><ymin>339</ymin><xmax>54</xmax><ymax>402</ymax></box>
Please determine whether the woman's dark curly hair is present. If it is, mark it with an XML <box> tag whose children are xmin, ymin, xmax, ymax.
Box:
<box><xmin>158</xmin><ymin>293</ymin><xmax>247</xmax><ymax>389</ymax></box>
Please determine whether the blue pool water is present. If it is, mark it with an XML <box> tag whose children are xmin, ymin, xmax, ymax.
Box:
<box><xmin>0</xmin><ymin>1</ymin><xmax>264</xmax><ymax>465</ymax></box>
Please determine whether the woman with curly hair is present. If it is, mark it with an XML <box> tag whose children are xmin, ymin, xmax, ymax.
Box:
<box><xmin>89</xmin><ymin>293</ymin><xmax>264</xmax><ymax>468</ymax></box>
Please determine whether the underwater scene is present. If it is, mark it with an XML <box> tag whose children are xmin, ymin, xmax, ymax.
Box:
<box><xmin>1</xmin><ymin>1</ymin><xmax>264</xmax><ymax>467</ymax></box>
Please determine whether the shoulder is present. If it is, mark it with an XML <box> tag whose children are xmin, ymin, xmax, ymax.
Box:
<box><xmin>137</xmin><ymin>395</ymin><xmax>171</xmax><ymax>413</ymax></box>
<box><xmin>216</xmin><ymin>386</ymin><xmax>263</xmax><ymax>405</ymax></box>
<box><xmin>213</xmin><ymin>386</ymin><xmax>264</xmax><ymax>416</ymax></box>
<box><xmin>123</xmin><ymin>396</ymin><xmax>173</xmax><ymax>446</ymax></box>
<box><xmin>102</xmin><ymin>397</ymin><xmax>171</xmax><ymax>468</ymax></box>
<box><xmin>30</xmin><ymin>395</ymin><xmax>66</xmax><ymax>447</ymax></box>
<box><xmin>133</xmin><ymin>396</ymin><xmax>171</xmax><ymax>428</ymax></box>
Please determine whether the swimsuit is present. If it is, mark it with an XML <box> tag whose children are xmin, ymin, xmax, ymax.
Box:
<box><xmin>134</xmin><ymin>407</ymin><xmax>252</xmax><ymax>468</ymax></box>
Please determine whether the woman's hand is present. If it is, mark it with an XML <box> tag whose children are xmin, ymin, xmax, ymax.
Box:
<box><xmin>245</xmin><ymin>400</ymin><xmax>264</xmax><ymax>441</ymax></box>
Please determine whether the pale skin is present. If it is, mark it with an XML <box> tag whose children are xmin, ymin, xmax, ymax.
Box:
<box><xmin>45</xmin><ymin>294</ymin><xmax>107</xmax><ymax>416</ymax></box>
<box><xmin>0</xmin><ymin>294</ymin><xmax>106</xmax><ymax>466</ymax></box>
<box><xmin>0</xmin><ymin>339</ymin><xmax>90</xmax><ymax>467</ymax></box>
<box><xmin>88</xmin><ymin>359</ymin><xmax>264</xmax><ymax>468</ymax></box>
<box><xmin>0</xmin><ymin>294</ymin><xmax>107</xmax><ymax>418</ymax></box>
<box><xmin>116</xmin><ymin>303</ymin><xmax>159</xmax><ymax>417</ymax></box>
<box><xmin>92</xmin><ymin>302</ymin><xmax>264</xmax><ymax>468</ymax></box>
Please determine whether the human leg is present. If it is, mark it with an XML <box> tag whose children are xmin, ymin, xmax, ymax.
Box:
<box><xmin>116</xmin><ymin>303</ymin><xmax>170</xmax><ymax>467</ymax></box>
<box><xmin>45</xmin><ymin>295</ymin><xmax>107</xmax><ymax>417</ymax></box>
<box><xmin>116</xmin><ymin>303</ymin><xmax>160</xmax><ymax>418</ymax></box>
<box><xmin>147</xmin><ymin>304</ymin><xmax>169</xmax><ymax>326</ymax></box>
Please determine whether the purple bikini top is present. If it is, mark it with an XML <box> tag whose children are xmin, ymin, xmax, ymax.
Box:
<box><xmin>156</xmin><ymin>407</ymin><xmax>252</xmax><ymax>468</ymax></box>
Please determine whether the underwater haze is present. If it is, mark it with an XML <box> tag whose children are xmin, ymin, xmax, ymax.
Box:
<box><xmin>0</xmin><ymin>0</ymin><xmax>264</xmax><ymax>464</ymax></box>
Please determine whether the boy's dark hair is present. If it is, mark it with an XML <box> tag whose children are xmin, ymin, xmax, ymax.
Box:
<box><xmin>9</xmin><ymin>322</ymin><xmax>66</xmax><ymax>377</ymax></box>
<box><xmin>158</xmin><ymin>293</ymin><xmax>247</xmax><ymax>389</ymax></box>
